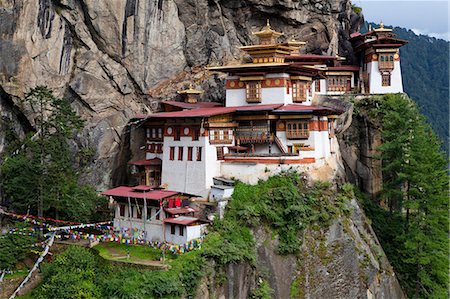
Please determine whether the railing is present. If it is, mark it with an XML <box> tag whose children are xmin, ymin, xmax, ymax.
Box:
<box><xmin>274</xmin><ymin>136</ymin><xmax>288</xmax><ymax>154</ymax></box>
<box><xmin>286</xmin><ymin>130</ymin><xmax>309</xmax><ymax>139</ymax></box>
<box><xmin>235</xmin><ymin>126</ymin><xmax>273</xmax><ymax>142</ymax></box>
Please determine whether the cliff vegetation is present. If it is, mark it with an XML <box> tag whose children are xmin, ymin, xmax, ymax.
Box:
<box><xmin>353</xmin><ymin>93</ymin><xmax>449</xmax><ymax>298</ymax></box>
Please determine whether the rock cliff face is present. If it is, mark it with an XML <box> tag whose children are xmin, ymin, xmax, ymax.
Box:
<box><xmin>0</xmin><ymin>0</ymin><xmax>362</xmax><ymax>189</ymax></box>
<box><xmin>196</xmin><ymin>200</ymin><xmax>405</xmax><ymax>299</ymax></box>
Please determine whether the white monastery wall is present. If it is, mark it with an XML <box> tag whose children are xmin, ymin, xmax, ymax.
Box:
<box><xmin>161</xmin><ymin>136</ymin><xmax>210</xmax><ymax>197</ymax></box>
<box><xmin>367</xmin><ymin>61</ymin><xmax>403</xmax><ymax>94</ymax></box>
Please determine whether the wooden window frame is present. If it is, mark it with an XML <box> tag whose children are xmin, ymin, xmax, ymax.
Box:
<box><xmin>178</xmin><ymin>146</ymin><xmax>184</xmax><ymax>161</ymax></box>
<box><xmin>245</xmin><ymin>81</ymin><xmax>262</xmax><ymax>103</ymax></box>
<box><xmin>216</xmin><ymin>147</ymin><xmax>224</xmax><ymax>160</ymax></box>
<box><xmin>147</xmin><ymin>126</ymin><xmax>163</xmax><ymax>141</ymax></box>
<box><xmin>286</xmin><ymin>121</ymin><xmax>309</xmax><ymax>139</ymax></box>
<box><xmin>187</xmin><ymin>147</ymin><xmax>193</xmax><ymax>161</ymax></box>
<box><xmin>379</xmin><ymin>54</ymin><xmax>394</xmax><ymax>69</ymax></box>
<box><xmin>179</xmin><ymin>226</ymin><xmax>184</xmax><ymax>236</ymax></box>
<box><xmin>315</xmin><ymin>80</ymin><xmax>321</xmax><ymax>92</ymax></box>
<box><xmin>169</xmin><ymin>147</ymin><xmax>175</xmax><ymax>160</ymax></box>
<box><xmin>174</xmin><ymin>127</ymin><xmax>180</xmax><ymax>141</ymax></box>
<box><xmin>292</xmin><ymin>80</ymin><xmax>307</xmax><ymax>102</ymax></box>
<box><xmin>192</xmin><ymin>127</ymin><xmax>200</xmax><ymax>141</ymax></box>
<box><xmin>382</xmin><ymin>73</ymin><xmax>391</xmax><ymax>86</ymax></box>
<box><xmin>196</xmin><ymin>147</ymin><xmax>202</xmax><ymax>161</ymax></box>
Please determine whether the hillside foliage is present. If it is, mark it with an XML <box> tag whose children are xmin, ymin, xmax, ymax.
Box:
<box><xmin>0</xmin><ymin>86</ymin><xmax>105</xmax><ymax>222</ymax></box>
<box><xmin>355</xmin><ymin>94</ymin><xmax>449</xmax><ymax>298</ymax></box>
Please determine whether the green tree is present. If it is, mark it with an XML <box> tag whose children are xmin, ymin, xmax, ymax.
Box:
<box><xmin>366</xmin><ymin>94</ymin><xmax>449</xmax><ymax>298</ymax></box>
<box><xmin>1</xmin><ymin>86</ymin><xmax>103</xmax><ymax>222</ymax></box>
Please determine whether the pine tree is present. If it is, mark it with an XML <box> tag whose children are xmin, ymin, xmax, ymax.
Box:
<box><xmin>375</xmin><ymin>94</ymin><xmax>449</xmax><ymax>298</ymax></box>
<box><xmin>1</xmin><ymin>86</ymin><xmax>103</xmax><ymax>222</ymax></box>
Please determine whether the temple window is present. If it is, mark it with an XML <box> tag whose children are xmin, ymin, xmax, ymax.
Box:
<box><xmin>169</xmin><ymin>147</ymin><xmax>175</xmax><ymax>160</ymax></box>
<box><xmin>178</xmin><ymin>146</ymin><xmax>184</xmax><ymax>160</ymax></box>
<box><xmin>245</xmin><ymin>81</ymin><xmax>262</xmax><ymax>103</ymax></box>
<box><xmin>171</xmin><ymin>224</ymin><xmax>176</xmax><ymax>235</ymax></box>
<box><xmin>147</xmin><ymin>127</ymin><xmax>163</xmax><ymax>141</ymax></box>
<box><xmin>286</xmin><ymin>121</ymin><xmax>309</xmax><ymax>139</ymax></box>
<box><xmin>119</xmin><ymin>204</ymin><xmax>125</xmax><ymax>217</ymax></box>
<box><xmin>210</xmin><ymin>129</ymin><xmax>232</xmax><ymax>144</ymax></box>
<box><xmin>292</xmin><ymin>80</ymin><xmax>307</xmax><ymax>102</ymax></box>
<box><xmin>174</xmin><ymin>127</ymin><xmax>180</xmax><ymax>141</ymax></box>
<box><xmin>192</xmin><ymin>127</ymin><xmax>200</xmax><ymax>141</ymax></box>
<box><xmin>155</xmin><ymin>207</ymin><xmax>160</xmax><ymax>220</ymax></box>
<box><xmin>327</xmin><ymin>76</ymin><xmax>351</xmax><ymax>92</ymax></box>
<box><xmin>382</xmin><ymin>73</ymin><xmax>391</xmax><ymax>86</ymax></box>
<box><xmin>378</xmin><ymin>54</ymin><xmax>394</xmax><ymax>69</ymax></box>
<box><xmin>187</xmin><ymin>147</ymin><xmax>193</xmax><ymax>161</ymax></box>
<box><xmin>315</xmin><ymin>80</ymin><xmax>321</xmax><ymax>92</ymax></box>
<box><xmin>196</xmin><ymin>147</ymin><xmax>202</xmax><ymax>161</ymax></box>
<box><xmin>216</xmin><ymin>147</ymin><xmax>224</xmax><ymax>160</ymax></box>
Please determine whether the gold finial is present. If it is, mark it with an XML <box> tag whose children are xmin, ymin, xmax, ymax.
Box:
<box><xmin>374</xmin><ymin>19</ymin><xmax>392</xmax><ymax>32</ymax></box>
<box><xmin>266</xmin><ymin>19</ymin><xmax>270</xmax><ymax>28</ymax></box>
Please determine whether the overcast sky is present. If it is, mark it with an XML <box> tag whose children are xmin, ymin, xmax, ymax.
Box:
<box><xmin>353</xmin><ymin>0</ymin><xmax>449</xmax><ymax>40</ymax></box>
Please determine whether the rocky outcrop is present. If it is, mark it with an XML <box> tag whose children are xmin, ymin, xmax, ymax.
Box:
<box><xmin>0</xmin><ymin>0</ymin><xmax>362</xmax><ymax>189</ymax></box>
<box><xmin>198</xmin><ymin>199</ymin><xmax>405</xmax><ymax>299</ymax></box>
<box><xmin>335</xmin><ymin>96</ymin><xmax>383</xmax><ymax>198</ymax></box>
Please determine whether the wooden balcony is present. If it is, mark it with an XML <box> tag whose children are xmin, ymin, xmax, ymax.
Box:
<box><xmin>286</xmin><ymin>130</ymin><xmax>309</xmax><ymax>139</ymax></box>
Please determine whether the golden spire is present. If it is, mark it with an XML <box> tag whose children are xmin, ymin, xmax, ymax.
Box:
<box><xmin>178</xmin><ymin>84</ymin><xmax>203</xmax><ymax>103</ymax></box>
<box><xmin>374</xmin><ymin>19</ymin><xmax>392</xmax><ymax>32</ymax></box>
<box><xmin>178</xmin><ymin>84</ymin><xmax>203</xmax><ymax>94</ymax></box>
<box><xmin>252</xmin><ymin>19</ymin><xmax>283</xmax><ymax>44</ymax></box>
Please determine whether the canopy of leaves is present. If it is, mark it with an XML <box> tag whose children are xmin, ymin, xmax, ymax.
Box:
<box><xmin>202</xmin><ymin>173</ymin><xmax>353</xmax><ymax>262</ymax></box>
<box><xmin>31</xmin><ymin>245</ymin><xmax>205</xmax><ymax>299</ymax></box>
<box><xmin>356</xmin><ymin>93</ymin><xmax>449</xmax><ymax>298</ymax></box>
<box><xmin>0</xmin><ymin>234</ymin><xmax>37</xmax><ymax>270</ymax></box>
<box><xmin>1</xmin><ymin>86</ymin><xmax>105</xmax><ymax>222</ymax></box>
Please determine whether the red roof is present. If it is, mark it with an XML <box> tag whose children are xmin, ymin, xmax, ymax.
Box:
<box><xmin>141</xmin><ymin>106</ymin><xmax>237</xmax><ymax>118</ymax></box>
<box><xmin>132</xmin><ymin>185</ymin><xmax>154</xmax><ymax>191</ymax></box>
<box><xmin>285</xmin><ymin>54</ymin><xmax>337</xmax><ymax>60</ymax></box>
<box><xmin>164</xmin><ymin>207</ymin><xmax>198</xmax><ymax>215</ymax></box>
<box><xmin>136</xmin><ymin>104</ymin><xmax>285</xmax><ymax>119</ymax></box>
<box><xmin>163</xmin><ymin>216</ymin><xmax>200</xmax><ymax>225</ymax></box>
<box><xmin>129</xmin><ymin>158</ymin><xmax>162</xmax><ymax>166</ymax></box>
<box><xmin>327</xmin><ymin>66</ymin><xmax>360</xmax><ymax>71</ymax></box>
<box><xmin>101</xmin><ymin>186</ymin><xmax>178</xmax><ymax>200</ymax></box>
<box><xmin>162</xmin><ymin>101</ymin><xmax>221</xmax><ymax>110</ymax></box>
<box><xmin>274</xmin><ymin>104</ymin><xmax>335</xmax><ymax>113</ymax></box>
<box><xmin>235</xmin><ymin>103</ymin><xmax>283</xmax><ymax>112</ymax></box>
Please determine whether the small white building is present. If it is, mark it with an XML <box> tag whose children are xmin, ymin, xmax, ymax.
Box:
<box><xmin>350</xmin><ymin>22</ymin><xmax>407</xmax><ymax>94</ymax></box>
<box><xmin>101</xmin><ymin>185</ymin><xmax>207</xmax><ymax>245</ymax></box>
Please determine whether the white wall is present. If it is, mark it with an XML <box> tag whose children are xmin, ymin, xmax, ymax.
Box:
<box><xmin>164</xmin><ymin>224</ymin><xmax>204</xmax><ymax>244</ymax></box>
<box><xmin>225</xmin><ymin>73</ymin><xmax>293</xmax><ymax>107</ymax></box>
<box><xmin>367</xmin><ymin>61</ymin><xmax>403</xmax><ymax>94</ymax></box>
<box><xmin>161</xmin><ymin>136</ymin><xmax>222</xmax><ymax>197</ymax></box>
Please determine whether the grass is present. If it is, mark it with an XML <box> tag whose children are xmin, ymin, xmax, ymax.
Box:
<box><xmin>4</xmin><ymin>269</ymin><xmax>29</xmax><ymax>280</ymax></box>
<box><xmin>94</xmin><ymin>242</ymin><xmax>162</xmax><ymax>262</ymax></box>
